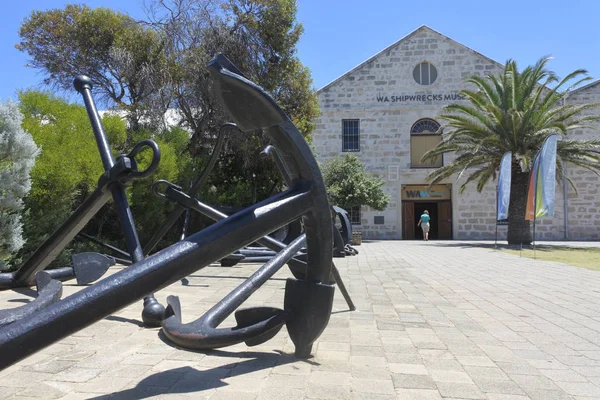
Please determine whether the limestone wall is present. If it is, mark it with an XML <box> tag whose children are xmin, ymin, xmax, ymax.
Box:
<box><xmin>562</xmin><ymin>82</ymin><xmax>600</xmax><ymax>240</ymax></box>
<box><xmin>313</xmin><ymin>26</ymin><xmax>599</xmax><ymax>241</ymax></box>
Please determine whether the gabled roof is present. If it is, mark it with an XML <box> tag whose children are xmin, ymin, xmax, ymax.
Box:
<box><xmin>318</xmin><ymin>25</ymin><xmax>504</xmax><ymax>93</ymax></box>
<box><xmin>567</xmin><ymin>78</ymin><xmax>600</xmax><ymax>96</ymax></box>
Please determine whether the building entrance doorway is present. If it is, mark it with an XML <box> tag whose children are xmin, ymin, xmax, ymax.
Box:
<box><xmin>401</xmin><ymin>184</ymin><xmax>453</xmax><ymax>240</ymax></box>
<box><xmin>414</xmin><ymin>202</ymin><xmax>437</xmax><ymax>240</ymax></box>
<box><xmin>402</xmin><ymin>201</ymin><xmax>452</xmax><ymax>240</ymax></box>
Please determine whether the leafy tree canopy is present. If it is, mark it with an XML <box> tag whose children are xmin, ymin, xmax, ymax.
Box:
<box><xmin>321</xmin><ymin>154</ymin><xmax>389</xmax><ymax>212</ymax></box>
<box><xmin>17</xmin><ymin>0</ymin><xmax>320</xmax><ymax>209</ymax></box>
<box><xmin>19</xmin><ymin>90</ymin><xmax>127</xmax><ymax>204</ymax></box>
<box><xmin>17</xmin><ymin>4</ymin><xmax>166</xmax><ymax>129</ymax></box>
<box><xmin>14</xmin><ymin>91</ymin><xmax>127</xmax><ymax>266</ymax></box>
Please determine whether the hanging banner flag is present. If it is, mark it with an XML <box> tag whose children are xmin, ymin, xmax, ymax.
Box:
<box><xmin>497</xmin><ymin>152</ymin><xmax>512</xmax><ymax>221</ymax></box>
<box><xmin>525</xmin><ymin>155</ymin><xmax>540</xmax><ymax>220</ymax></box>
<box><xmin>525</xmin><ymin>135</ymin><xmax>558</xmax><ymax>220</ymax></box>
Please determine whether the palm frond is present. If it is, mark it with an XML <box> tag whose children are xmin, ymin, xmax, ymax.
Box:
<box><xmin>430</xmin><ymin>55</ymin><xmax>600</xmax><ymax>191</ymax></box>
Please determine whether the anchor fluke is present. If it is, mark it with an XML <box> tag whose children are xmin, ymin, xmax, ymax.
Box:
<box><xmin>234</xmin><ymin>306</ymin><xmax>286</xmax><ymax>346</ymax></box>
<box><xmin>72</xmin><ymin>252</ymin><xmax>115</xmax><ymax>285</ymax></box>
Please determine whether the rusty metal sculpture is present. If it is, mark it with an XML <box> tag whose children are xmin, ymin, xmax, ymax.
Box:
<box><xmin>0</xmin><ymin>54</ymin><xmax>335</xmax><ymax>370</ymax></box>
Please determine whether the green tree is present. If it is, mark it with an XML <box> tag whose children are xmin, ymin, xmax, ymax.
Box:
<box><xmin>0</xmin><ymin>101</ymin><xmax>39</xmax><ymax>267</ymax></box>
<box><xmin>321</xmin><ymin>154</ymin><xmax>389</xmax><ymax>212</ymax></box>
<box><xmin>16</xmin><ymin>4</ymin><xmax>166</xmax><ymax>131</ymax></box>
<box><xmin>17</xmin><ymin>91</ymin><xmax>198</xmax><ymax>260</ymax></box>
<box><xmin>16</xmin><ymin>91</ymin><xmax>127</xmax><ymax>266</ymax></box>
<box><xmin>17</xmin><ymin>1</ymin><xmax>320</xmax><ymax>209</ymax></box>
<box><xmin>423</xmin><ymin>57</ymin><xmax>600</xmax><ymax>244</ymax></box>
<box><xmin>146</xmin><ymin>0</ymin><xmax>320</xmax><ymax>205</ymax></box>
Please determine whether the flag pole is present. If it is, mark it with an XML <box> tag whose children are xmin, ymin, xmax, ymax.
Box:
<box><xmin>522</xmin><ymin>166</ymin><xmax>533</xmax><ymax>258</ymax></box>
<box><xmin>533</xmin><ymin>168</ymin><xmax>538</xmax><ymax>260</ymax></box>
<box><xmin>522</xmin><ymin>167</ymin><xmax>528</xmax><ymax>258</ymax></box>
<box><xmin>495</xmin><ymin>182</ymin><xmax>499</xmax><ymax>251</ymax></box>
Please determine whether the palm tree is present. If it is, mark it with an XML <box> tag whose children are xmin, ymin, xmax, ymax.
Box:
<box><xmin>423</xmin><ymin>57</ymin><xmax>600</xmax><ymax>244</ymax></box>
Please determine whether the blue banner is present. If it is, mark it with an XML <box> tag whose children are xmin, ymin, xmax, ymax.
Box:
<box><xmin>497</xmin><ymin>152</ymin><xmax>512</xmax><ymax>221</ymax></box>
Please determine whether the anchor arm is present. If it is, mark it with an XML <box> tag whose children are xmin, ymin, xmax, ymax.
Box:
<box><xmin>11</xmin><ymin>186</ymin><xmax>112</xmax><ymax>288</ymax></box>
<box><xmin>0</xmin><ymin>272</ymin><xmax>62</xmax><ymax>328</ymax></box>
<box><xmin>161</xmin><ymin>185</ymin><xmax>309</xmax><ymax>274</ymax></box>
<box><xmin>162</xmin><ymin>234</ymin><xmax>306</xmax><ymax>349</ymax></box>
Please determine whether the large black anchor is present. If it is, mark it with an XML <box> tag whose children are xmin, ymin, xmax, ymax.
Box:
<box><xmin>2</xmin><ymin>73</ymin><xmax>165</xmax><ymax>324</ymax></box>
<box><xmin>156</xmin><ymin>183</ymin><xmax>350</xmax><ymax>351</ymax></box>
<box><xmin>0</xmin><ymin>119</ymin><xmax>159</xmax><ymax>291</ymax></box>
<box><xmin>158</xmin><ymin>54</ymin><xmax>336</xmax><ymax>356</ymax></box>
<box><xmin>0</xmin><ymin>85</ymin><xmax>162</xmax><ymax>322</ymax></box>
<box><xmin>0</xmin><ymin>82</ymin><xmax>163</xmax><ymax>292</ymax></box>
<box><xmin>155</xmin><ymin>146</ymin><xmax>356</xmax><ymax>312</ymax></box>
<box><xmin>0</xmin><ymin>54</ymin><xmax>335</xmax><ymax>369</ymax></box>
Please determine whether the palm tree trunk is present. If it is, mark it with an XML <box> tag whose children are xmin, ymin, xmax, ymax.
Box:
<box><xmin>507</xmin><ymin>170</ymin><xmax>532</xmax><ymax>245</ymax></box>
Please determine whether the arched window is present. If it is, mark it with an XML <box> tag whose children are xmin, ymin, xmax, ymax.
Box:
<box><xmin>410</xmin><ymin>119</ymin><xmax>442</xmax><ymax>168</ymax></box>
<box><xmin>413</xmin><ymin>62</ymin><xmax>438</xmax><ymax>85</ymax></box>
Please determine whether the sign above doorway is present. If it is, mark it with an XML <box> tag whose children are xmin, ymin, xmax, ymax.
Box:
<box><xmin>401</xmin><ymin>184</ymin><xmax>451</xmax><ymax>201</ymax></box>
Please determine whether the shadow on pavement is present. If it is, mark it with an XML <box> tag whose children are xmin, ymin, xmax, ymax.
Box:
<box><xmin>89</xmin><ymin>348</ymin><xmax>318</xmax><ymax>399</ymax></box>
<box><xmin>104</xmin><ymin>315</ymin><xmax>145</xmax><ymax>327</ymax></box>
<box><xmin>428</xmin><ymin>241</ymin><xmax>599</xmax><ymax>252</ymax></box>
<box><xmin>426</xmin><ymin>241</ymin><xmax>521</xmax><ymax>250</ymax></box>
<box><xmin>187</xmin><ymin>274</ymin><xmax>287</xmax><ymax>282</ymax></box>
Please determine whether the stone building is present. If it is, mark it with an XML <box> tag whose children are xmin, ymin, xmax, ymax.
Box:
<box><xmin>313</xmin><ymin>25</ymin><xmax>600</xmax><ymax>240</ymax></box>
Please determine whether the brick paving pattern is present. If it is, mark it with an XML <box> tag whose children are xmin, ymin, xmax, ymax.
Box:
<box><xmin>1</xmin><ymin>240</ymin><xmax>600</xmax><ymax>399</ymax></box>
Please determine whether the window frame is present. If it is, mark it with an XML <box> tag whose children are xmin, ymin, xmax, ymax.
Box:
<box><xmin>413</xmin><ymin>62</ymin><xmax>438</xmax><ymax>86</ymax></box>
<box><xmin>410</xmin><ymin>118</ymin><xmax>443</xmax><ymax>169</ymax></box>
<box><xmin>342</xmin><ymin>119</ymin><xmax>360</xmax><ymax>152</ymax></box>
<box><xmin>348</xmin><ymin>205</ymin><xmax>361</xmax><ymax>225</ymax></box>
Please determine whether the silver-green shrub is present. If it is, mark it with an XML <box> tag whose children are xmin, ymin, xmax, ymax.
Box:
<box><xmin>0</xmin><ymin>101</ymin><xmax>39</xmax><ymax>265</ymax></box>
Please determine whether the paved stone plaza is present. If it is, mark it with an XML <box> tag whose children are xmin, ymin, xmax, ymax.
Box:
<box><xmin>2</xmin><ymin>240</ymin><xmax>600</xmax><ymax>399</ymax></box>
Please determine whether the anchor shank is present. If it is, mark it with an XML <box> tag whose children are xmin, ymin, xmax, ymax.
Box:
<box><xmin>0</xmin><ymin>186</ymin><xmax>311</xmax><ymax>370</ymax></box>
<box><xmin>12</xmin><ymin>186</ymin><xmax>111</xmax><ymax>287</ymax></box>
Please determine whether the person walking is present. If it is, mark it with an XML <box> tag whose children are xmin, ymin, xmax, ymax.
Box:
<box><xmin>417</xmin><ymin>210</ymin><xmax>431</xmax><ymax>241</ymax></box>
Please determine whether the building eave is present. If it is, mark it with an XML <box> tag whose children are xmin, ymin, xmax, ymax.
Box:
<box><xmin>566</xmin><ymin>78</ymin><xmax>600</xmax><ymax>96</ymax></box>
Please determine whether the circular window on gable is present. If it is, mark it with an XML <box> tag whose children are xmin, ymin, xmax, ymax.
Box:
<box><xmin>413</xmin><ymin>62</ymin><xmax>438</xmax><ymax>85</ymax></box>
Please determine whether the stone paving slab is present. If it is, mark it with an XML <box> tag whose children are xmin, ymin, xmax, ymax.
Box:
<box><xmin>1</xmin><ymin>240</ymin><xmax>600</xmax><ymax>399</ymax></box>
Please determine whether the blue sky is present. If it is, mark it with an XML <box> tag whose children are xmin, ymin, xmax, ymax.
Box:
<box><xmin>1</xmin><ymin>0</ymin><xmax>598</xmax><ymax>100</ymax></box>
